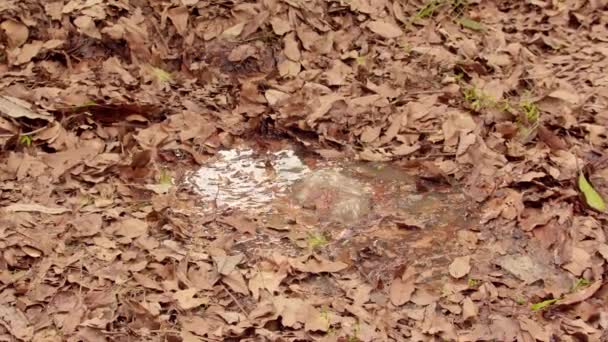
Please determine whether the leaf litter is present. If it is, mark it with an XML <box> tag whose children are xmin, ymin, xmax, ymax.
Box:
<box><xmin>1</xmin><ymin>0</ymin><xmax>608</xmax><ymax>341</ymax></box>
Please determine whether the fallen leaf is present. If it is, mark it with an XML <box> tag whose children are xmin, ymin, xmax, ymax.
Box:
<box><xmin>213</xmin><ymin>255</ymin><xmax>244</xmax><ymax>276</ymax></box>
<box><xmin>0</xmin><ymin>95</ymin><xmax>54</xmax><ymax>121</ymax></box>
<box><xmin>270</xmin><ymin>17</ymin><xmax>291</xmax><ymax>35</ymax></box>
<box><xmin>578</xmin><ymin>172</ymin><xmax>605</xmax><ymax>212</ymax></box>
<box><xmin>13</xmin><ymin>40</ymin><xmax>43</xmax><ymax>65</ymax></box>
<box><xmin>367</xmin><ymin>20</ymin><xmax>402</xmax><ymax>39</ymax></box>
<box><xmin>290</xmin><ymin>255</ymin><xmax>348</xmax><ymax>273</ymax></box>
<box><xmin>360</xmin><ymin>125</ymin><xmax>382</xmax><ymax>143</ymax></box>
<box><xmin>4</xmin><ymin>203</ymin><xmax>69</xmax><ymax>215</ymax></box>
<box><xmin>167</xmin><ymin>6</ymin><xmax>189</xmax><ymax>36</ymax></box>
<box><xmin>249</xmin><ymin>270</ymin><xmax>286</xmax><ymax>300</ymax></box>
<box><xmin>112</xmin><ymin>218</ymin><xmax>148</xmax><ymax>239</ymax></box>
<box><xmin>0</xmin><ymin>304</ymin><xmax>33</xmax><ymax>341</ymax></box>
<box><xmin>389</xmin><ymin>276</ymin><xmax>415</xmax><ymax>306</ymax></box>
<box><xmin>531</xmin><ymin>298</ymin><xmax>558</xmax><ymax>311</ymax></box>
<box><xmin>218</xmin><ymin>215</ymin><xmax>256</xmax><ymax>234</ymax></box>
<box><xmin>283</xmin><ymin>32</ymin><xmax>301</xmax><ymax>61</ymax></box>
<box><xmin>70</xmin><ymin>213</ymin><xmax>103</xmax><ymax>237</ymax></box>
<box><xmin>74</xmin><ymin>15</ymin><xmax>101</xmax><ymax>39</ymax></box>
<box><xmin>1</xmin><ymin>20</ymin><xmax>29</xmax><ymax>48</ymax></box>
<box><xmin>449</xmin><ymin>256</ymin><xmax>471</xmax><ymax>279</ymax></box>
<box><xmin>173</xmin><ymin>288</ymin><xmax>208</xmax><ymax>310</ymax></box>
<box><xmin>462</xmin><ymin>297</ymin><xmax>478</xmax><ymax>320</ymax></box>
<box><xmin>459</xmin><ymin>17</ymin><xmax>484</xmax><ymax>31</ymax></box>
<box><xmin>557</xmin><ymin>279</ymin><xmax>603</xmax><ymax>306</ymax></box>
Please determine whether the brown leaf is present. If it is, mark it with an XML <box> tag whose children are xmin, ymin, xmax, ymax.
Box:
<box><xmin>213</xmin><ymin>255</ymin><xmax>244</xmax><ymax>276</ymax></box>
<box><xmin>0</xmin><ymin>95</ymin><xmax>54</xmax><ymax>121</ymax></box>
<box><xmin>112</xmin><ymin>218</ymin><xmax>148</xmax><ymax>240</ymax></box>
<box><xmin>557</xmin><ymin>279</ymin><xmax>603</xmax><ymax>306</ymax></box>
<box><xmin>538</xmin><ymin>125</ymin><xmax>567</xmax><ymax>151</ymax></box>
<box><xmin>70</xmin><ymin>213</ymin><xmax>102</xmax><ymax>237</ymax></box>
<box><xmin>173</xmin><ymin>288</ymin><xmax>208</xmax><ymax>310</ymax></box>
<box><xmin>0</xmin><ymin>304</ymin><xmax>33</xmax><ymax>341</ymax></box>
<box><xmin>12</xmin><ymin>40</ymin><xmax>43</xmax><ymax>65</ymax></box>
<box><xmin>228</xmin><ymin>44</ymin><xmax>257</xmax><ymax>62</ymax></box>
<box><xmin>5</xmin><ymin>203</ymin><xmax>69</xmax><ymax>215</ymax></box>
<box><xmin>367</xmin><ymin>20</ymin><xmax>403</xmax><ymax>39</ymax></box>
<box><xmin>462</xmin><ymin>297</ymin><xmax>478</xmax><ymax>320</ymax></box>
<box><xmin>360</xmin><ymin>125</ymin><xmax>382</xmax><ymax>143</ymax></box>
<box><xmin>270</xmin><ymin>17</ymin><xmax>292</xmax><ymax>35</ymax></box>
<box><xmin>1</xmin><ymin>20</ymin><xmax>29</xmax><ymax>48</ymax></box>
<box><xmin>548</xmin><ymin>88</ymin><xmax>580</xmax><ymax>105</ymax></box>
<box><xmin>283</xmin><ymin>32</ymin><xmax>301</xmax><ymax>62</ymax></box>
<box><xmin>290</xmin><ymin>255</ymin><xmax>348</xmax><ymax>273</ymax></box>
<box><xmin>167</xmin><ymin>6</ymin><xmax>189</xmax><ymax>37</ymax></box>
<box><xmin>519</xmin><ymin>316</ymin><xmax>550</xmax><ymax>342</ymax></box>
<box><xmin>449</xmin><ymin>256</ymin><xmax>471</xmax><ymax>279</ymax></box>
<box><xmin>249</xmin><ymin>270</ymin><xmax>287</xmax><ymax>300</ymax></box>
<box><xmin>74</xmin><ymin>15</ymin><xmax>101</xmax><ymax>39</ymax></box>
<box><xmin>389</xmin><ymin>276</ymin><xmax>415</xmax><ymax>306</ymax></box>
<box><xmin>222</xmin><ymin>272</ymin><xmax>249</xmax><ymax>295</ymax></box>
<box><xmin>218</xmin><ymin>215</ymin><xmax>256</xmax><ymax>234</ymax></box>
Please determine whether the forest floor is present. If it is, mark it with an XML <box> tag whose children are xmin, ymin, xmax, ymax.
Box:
<box><xmin>1</xmin><ymin>0</ymin><xmax>608</xmax><ymax>341</ymax></box>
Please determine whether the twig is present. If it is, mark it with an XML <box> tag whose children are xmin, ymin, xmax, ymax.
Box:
<box><xmin>221</xmin><ymin>284</ymin><xmax>250</xmax><ymax>321</ymax></box>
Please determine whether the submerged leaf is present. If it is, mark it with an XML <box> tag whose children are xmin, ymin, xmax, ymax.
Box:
<box><xmin>578</xmin><ymin>172</ymin><xmax>606</xmax><ymax>212</ymax></box>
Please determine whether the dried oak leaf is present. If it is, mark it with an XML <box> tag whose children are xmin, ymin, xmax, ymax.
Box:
<box><xmin>389</xmin><ymin>266</ymin><xmax>417</xmax><ymax>306</ymax></box>
<box><xmin>449</xmin><ymin>256</ymin><xmax>471</xmax><ymax>279</ymax></box>
<box><xmin>0</xmin><ymin>304</ymin><xmax>33</xmax><ymax>341</ymax></box>
<box><xmin>249</xmin><ymin>270</ymin><xmax>287</xmax><ymax>300</ymax></box>
<box><xmin>5</xmin><ymin>203</ymin><xmax>69</xmax><ymax>215</ymax></box>
<box><xmin>290</xmin><ymin>255</ymin><xmax>348</xmax><ymax>273</ymax></box>
<box><xmin>1</xmin><ymin>20</ymin><xmax>29</xmax><ymax>48</ymax></box>
<box><xmin>367</xmin><ymin>20</ymin><xmax>403</xmax><ymax>39</ymax></box>
<box><xmin>557</xmin><ymin>279</ymin><xmax>603</xmax><ymax>306</ymax></box>
<box><xmin>111</xmin><ymin>218</ymin><xmax>148</xmax><ymax>240</ymax></box>
<box><xmin>173</xmin><ymin>288</ymin><xmax>208</xmax><ymax>310</ymax></box>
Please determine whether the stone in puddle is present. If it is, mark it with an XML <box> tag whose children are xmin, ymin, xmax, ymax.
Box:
<box><xmin>290</xmin><ymin>169</ymin><xmax>372</xmax><ymax>224</ymax></box>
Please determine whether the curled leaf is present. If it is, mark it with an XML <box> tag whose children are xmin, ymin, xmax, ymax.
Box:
<box><xmin>578</xmin><ymin>172</ymin><xmax>606</xmax><ymax>212</ymax></box>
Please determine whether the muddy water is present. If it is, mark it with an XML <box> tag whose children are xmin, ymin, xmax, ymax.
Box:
<box><xmin>187</xmin><ymin>146</ymin><xmax>477</xmax><ymax>283</ymax></box>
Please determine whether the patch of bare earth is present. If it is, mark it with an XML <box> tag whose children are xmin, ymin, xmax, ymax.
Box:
<box><xmin>1</xmin><ymin>0</ymin><xmax>608</xmax><ymax>341</ymax></box>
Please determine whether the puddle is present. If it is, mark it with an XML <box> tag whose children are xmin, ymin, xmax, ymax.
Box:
<box><xmin>188</xmin><ymin>148</ymin><xmax>310</xmax><ymax>211</ymax></box>
<box><xmin>187</xmin><ymin>145</ymin><xmax>478</xmax><ymax>283</ymax></box>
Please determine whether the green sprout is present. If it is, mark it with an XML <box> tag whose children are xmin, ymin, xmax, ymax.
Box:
<box><xmin>19</xmin><ymin>135</ymin><xmax>32</xmax><ymax>147</ymax></box>
<box><xmin>530</xmin><ymin>298</ymin><xmax>558</xmax><ymax>311</ymax></box>
<box><xmin>462</xmin><ymin>87</ymin><xmax>493</xmax><ymax>111</ymax></box>
<box><xmin>307</xmin><ymin>232</ymin><xmax>329</xmax><ymax>250</ymax></box>
<box><xmin>159</xmin><ymin>169</ymin><xmax>173</xmax><ymax>185</ymax></box>
<box><xmin>347</xmin><ymin>321</ymin><xmax>361</xmax><ymax>342</ymax></box>
<box><xmin>515</xmin><ymin>297</ymin><xmax>526</xmax><ymax>305</ymax></box>
<box><xmin>467</xmin><ymin>278</ymin><xmax>481</xmax><ymax>288</ymax></box>
<box><xmin>572</xmin><ymin>278</ymin><xmax>590</xmax><ymax>292</ymax></box>
<box><xmin>521</xmin><ymin>100</ymin><xmax>540</xmax><ymax>125</ymax></box>
<box><xmin>151</xmin><ymin>66</ymin><xmax>172</xmax><ymax>83</ymax></box>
